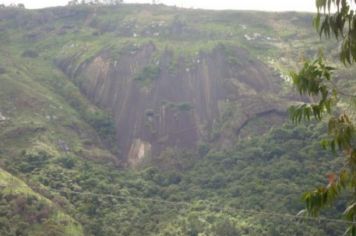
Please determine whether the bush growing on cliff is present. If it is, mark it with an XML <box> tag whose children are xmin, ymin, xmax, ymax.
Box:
<box><xmin>85</xmin><ymin>111</ymin><xmax>117</xmax><ymax>149</ymax></box>
<box><xmin>87</xmin><ymin>111</ymin><xmax>114</xmax><ymax>136</ymax></box>
<box><xmin>177</xmin><ymin>103</ymin><xmax>193</xmax><ymax>111</ymax></box>
<box><xmin>135</xmin><ymin>65</ymin><xmax>161</xmax><ymax>83</ymax></box>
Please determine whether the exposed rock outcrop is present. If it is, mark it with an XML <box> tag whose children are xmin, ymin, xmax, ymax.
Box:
<box><xmin>56</xmin><ymin>43</ymin><xmax>288</xmax><ymax>164</ymax></box>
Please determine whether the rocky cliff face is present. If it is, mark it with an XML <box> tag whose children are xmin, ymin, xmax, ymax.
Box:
<box><xmin>56</xmin><ymin>42</ymin><xmax>287</xmax><ymax>164</ymax></box>
<box><xmin>0</xmin><ymin>5</ymin><xmax>315</xmax><ymax>166</ymax></box>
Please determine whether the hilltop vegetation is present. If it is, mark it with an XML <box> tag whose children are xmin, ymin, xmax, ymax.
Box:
<box><xmin>0</xmin><ymin>4</ymin><xmax>354</xmax><ymax>235</ymax></box>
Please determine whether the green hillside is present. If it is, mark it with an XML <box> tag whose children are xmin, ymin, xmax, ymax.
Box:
<box><xmin>0</xmin><ymin>167</ymin><xmax>83</xmax><ymax>235</ymax></box>
<box><xmin>0</xmin><ymin>4</ymin><xmax>354</xmax><ymax>235</ymax></box>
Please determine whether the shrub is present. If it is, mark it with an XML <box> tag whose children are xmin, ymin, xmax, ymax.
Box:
<box><xmin>135</xmin><ymin>65</ymin><xmax>160</xmax><ymax>82</ymax></box>
<box><xmin>21</xmin><ymin>49</ymin><xmax>39</xmax><ymax>58</ymax></box>
<box><xmin>0</xmin><ymin>67</ymin><xmax>6</xmax><ymax>74</ymax></box>
<box><xmin>56</xmin><ymin>156</ymin><xmax>76</xmax><ymax>169</ymax></box>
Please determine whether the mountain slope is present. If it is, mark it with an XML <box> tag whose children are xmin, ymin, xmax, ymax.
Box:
<box><xmin>16</xmin><ymin>4</ymin><xmax>323</xmax><ymax>163</ymax></box>
<box><xmin>0</xmin><ymin>4</ymin><xmax>352</xmax><ymax>236</ymax></box>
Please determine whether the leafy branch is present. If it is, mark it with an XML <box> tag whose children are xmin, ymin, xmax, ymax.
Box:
<box><xmin>314</xmin><ymin>0</ymin><xmax>356</xmax><ymax>64</ymax></box>
<box><xmin>289</xmin><ymin>51</ymin><xmax>356</xmax><ymax>235</ymax></box>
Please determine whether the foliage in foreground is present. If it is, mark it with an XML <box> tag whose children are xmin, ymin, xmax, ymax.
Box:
<box><xmin>289</xmin><ymin>0</ymin><xmax>356</xmax><ymax>234</ymax></box>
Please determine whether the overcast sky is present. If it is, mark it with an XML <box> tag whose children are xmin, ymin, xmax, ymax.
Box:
<box><xmin>0</xmin><ymin>0</ymin><xmax>318</xmax><ymax>12</ymax></box>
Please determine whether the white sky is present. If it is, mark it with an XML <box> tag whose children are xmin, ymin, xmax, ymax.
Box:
<box><xmin>0</xmin><ymin>0</ymin><xmax>318</xmax><ymax>12</ymax></box>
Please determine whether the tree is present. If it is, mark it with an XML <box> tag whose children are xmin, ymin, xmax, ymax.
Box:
<box><xmin>111</xmin><ymin>0</ymin><xmax>124</xmax><ymax>5</ymax></box>
<box><xmin>314</xmin><ymin>0</ymin><xmax>356</xmax><ymax>64</ymax></box>
<box><xmin>73</xmin><ymin>0</ymin><xmax>123</xmax><ymax>5</ymax></box>
<box><xmin>67</xmin><ymin>0</ymin><xmax>79</xmax><ymax>6</ymax></box>
<box><xmin>289</xmin><ymin>0</ymin><xmax>356</xmax><ymax>235</ymax></box>
<box><xmin>17</xmin><ymin>3</ymin><xmax>25</xmax><ymax>8</ymax></box>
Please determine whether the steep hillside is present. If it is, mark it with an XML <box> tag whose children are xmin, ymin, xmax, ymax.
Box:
<box><xmin>60</xmin><ymin>43</ymin><xmax>287</xmax><ymax>165</ymax></box>
<box><xmin>0</xmin><ymin>4</ymin><xmax>327</xmax><ymax>164</ymax></box>
<box><xmin>0</xmin><ymin>4</ymin><xmax>353</xmax><ymax>236</ymax></box>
